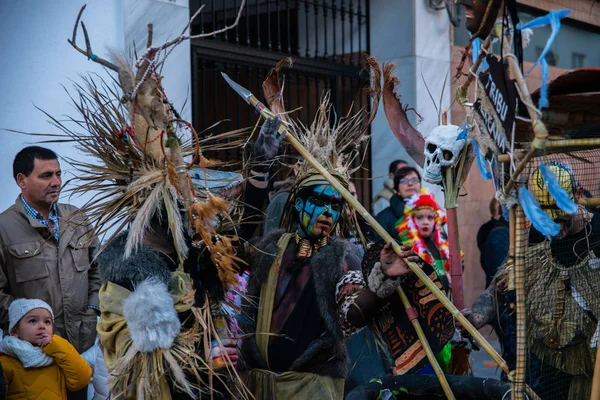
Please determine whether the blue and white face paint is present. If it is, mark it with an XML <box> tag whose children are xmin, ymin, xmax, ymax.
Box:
<box><xmin>295</xmin><ymin>184</ymin><xmax>343</xmax><ymax>239</ymax></box>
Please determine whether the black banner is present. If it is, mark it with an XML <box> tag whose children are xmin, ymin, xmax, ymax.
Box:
<box><xmin>473</xmin><ymin>55</ymin><xmax>518</xmax><ymax>152</ymax></box>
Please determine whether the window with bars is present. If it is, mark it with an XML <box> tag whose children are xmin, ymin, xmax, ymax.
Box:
<box><xmin>189</xmin><ymin>0</ymin><xmax>372</xmax><ymax>207</ymax></box>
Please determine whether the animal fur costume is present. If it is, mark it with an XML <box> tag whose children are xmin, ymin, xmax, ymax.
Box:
<box><xmin>54</xmin><ymin>5</ymin><xmax>263</xmax><ymax>399</ymax></box>
<box><xmin>240</xmin><ymin>229</ymin><xmax>356</xmax><ymax>378</ymax></box>
<box><xmin>238</xmin><ymin>63</ymin><xmax>378</xmax><ymax>399</ymax></box>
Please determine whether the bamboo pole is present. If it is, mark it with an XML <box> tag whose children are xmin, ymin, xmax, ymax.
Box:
<box><xmin>512</xmin><ymin>206</ymin><xmax>528</xmax><ymax>399</ymax></box>
<box><xmin>445</xmin><ymin>166</ymin><xmax>464</xmax><ymax>311</ymax></box>
<box><xmin>497</xmin><ymin>138</ymin><xmax>600</xmax><ymax>163</ymax></box>
<box><xmin>396</xmin><ymin>287</ymin><xmax>456</xmax><ymax>399</ymax></box>
<box><xmin>579</xmin><ymin>198</ymin><xmax>600</xmax><ymax>207</ymax></box>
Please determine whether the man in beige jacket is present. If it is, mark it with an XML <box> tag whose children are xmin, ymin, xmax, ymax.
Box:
<box><xmin>0</xmin><ymin>146</ymin><xmax>100</xmax><ymax>360</ymax></box>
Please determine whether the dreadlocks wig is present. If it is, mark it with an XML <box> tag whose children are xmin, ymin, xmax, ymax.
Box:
<box><xmin>396</xmin><ymin>188</ymin><xmax>452</xmax><ymax>274</ymax></box>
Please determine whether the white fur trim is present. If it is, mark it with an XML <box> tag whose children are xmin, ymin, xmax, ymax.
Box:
<box><xmin>123</xmin><ymin>279</ymin><xmax>181</xmax><ymax>352</ymax></box>
<box><xmin>367</xmin><ymin>262</ymin><xmax>403</xmax><ymax>299</ymax></box>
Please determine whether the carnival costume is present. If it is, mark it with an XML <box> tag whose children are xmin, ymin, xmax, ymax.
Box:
<box><xmin>49</xmin><ymin>5</ymin><xmax>262</xmax><ymax>399</ymax></box>
<box><xmin>493</xmin><ymin>163</ymin><xmax>600</xmax><ymax>399</ymax></box>
<box><xmin>362</xmin><ymin>189</ymin><xmax>455</xmax><ymax>376</ymax></box>
<box><xmin>239</xmin><ymin>92</ymin><xmax>373</xmax><ymax>399</ymax></box>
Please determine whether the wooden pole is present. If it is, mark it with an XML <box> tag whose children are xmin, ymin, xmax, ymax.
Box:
<box><xmin>497</xmin><ymin>138</ymin><xmax>600</xmax><ymax>163</ymax></box>
<box><xmin>512</xmin><ymin>206</ymin><xmax>528</xmax><ymax>399</ymax></box>
<box><xmin>397</xmin><ymin>287</ymin><xmax>456</xmax><ymax>399</ymax></box>
<box><xmin>444</xmin><ymin>164</ymin><xmax>465</xmax><ymax>311</ymax></box>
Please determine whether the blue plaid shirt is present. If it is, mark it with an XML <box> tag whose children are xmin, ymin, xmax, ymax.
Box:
<box><xmin>20</xmin><ymin>196</ymin><xmax>60</xmax><ymax>241</ymax></box>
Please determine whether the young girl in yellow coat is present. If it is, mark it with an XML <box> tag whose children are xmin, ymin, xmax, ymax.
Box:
<box><xmin>0</xmin><ymin>298</ymin><xmax>92</xmax><ymax>399</ymax></box>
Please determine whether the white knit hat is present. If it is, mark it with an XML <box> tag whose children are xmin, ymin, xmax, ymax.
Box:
<box><xmin>8</xmin><ymin>298</ymin><xmax>54</xmax><ymax>332</ymax></box>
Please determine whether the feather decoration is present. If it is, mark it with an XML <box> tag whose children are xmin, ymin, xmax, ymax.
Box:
<box><xmin>519</xmin><ymin>187</ymin><xmax>560</xmax><ymax>237</ymax></box>
<box><xmin>456</xmin><ymin>122</ymin><xmax>468</xmax><ymax>142</ymax></box>
<box><xmin>539</xmin><ymin>58</ymin><xmax>550</xmax><ymax>109</ymax></box>
<box><xmin>472</xmin><ymin>140</ymin><xmax>492</xmax><ymax>180</ymax></box>
<box><xmin>539</xmin><ymin>163</ymin><xmax>578</xmax><ymax>215</ymax></box>
<box><xmin>518</xmin><ymin>9</ymin><xmax>571</xmax><ymax>109</ymax></box>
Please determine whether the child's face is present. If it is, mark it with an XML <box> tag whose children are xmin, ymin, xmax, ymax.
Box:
<box><xmin>414</xmin><ymin>209</ymin><xmax>436</xmax><ymax>238</ymax></box>
<box><xmin>12</xmin><ymin>308</ymin><xmax>53</xmax><ymax>346</ymax></box>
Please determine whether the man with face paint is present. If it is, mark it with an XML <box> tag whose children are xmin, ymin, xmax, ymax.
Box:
<box><xmin>241</xmin><ymin>170</ymin><xmax>358</xmax><ymax>399</ymax></box>
<box><xmin>463</xmin><ymin>162</ymin><xmax>600</xmax><ymax>399</ymax></box>
<box><xmin>295</xmin><ymin>184</ymin><xmax>343</xmax><ymax>240</ymax></box>
<box><xmin>238</xmin><ymin>100</ymin><xmax>418</xmax><ymax>398</ymax></box>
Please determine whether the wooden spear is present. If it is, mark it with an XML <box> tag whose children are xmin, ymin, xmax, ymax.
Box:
<box><xmin>221</xmin><ymin>73</ymin><xmax>456</xmax><ymax>399</ymax></box>
<box><xmin>222</xmin><ymin>72</ymin><xmax>543</xmax><ymax>400</ymax></box>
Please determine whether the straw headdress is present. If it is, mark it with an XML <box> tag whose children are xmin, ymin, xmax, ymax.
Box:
<box><xmin>36</xmin><ymin>4</ymin><xmax>254</xmax><ymax>399</ymax></box>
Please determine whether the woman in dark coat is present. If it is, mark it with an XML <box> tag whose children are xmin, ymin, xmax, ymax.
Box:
<box><xmin>374</xmin><ymin>166</ymin><xmax>422</xmax><ymax>241</ymax></box>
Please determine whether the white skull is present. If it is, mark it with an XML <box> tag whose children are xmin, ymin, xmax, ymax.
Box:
<box><xmin>423</xmin><ymin>125</ymin><xmax>466</xmax><ymax>184</ymax></box>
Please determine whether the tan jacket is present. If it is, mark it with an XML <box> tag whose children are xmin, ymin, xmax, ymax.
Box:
<box><xmin>0</xmin><ymin>198</ymin><xmax>101</xmax><ymax>353</ymax></box>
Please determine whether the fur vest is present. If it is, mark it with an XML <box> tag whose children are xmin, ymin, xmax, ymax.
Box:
<box><xmin>240</xmin><ymin>229</ymin><xmax>350</xmax><ymax>378</ymax></box>
<box><xmin>96</xmin><ymin>232</ymin><xmax>173</xmax><ymax>290</ymax></box>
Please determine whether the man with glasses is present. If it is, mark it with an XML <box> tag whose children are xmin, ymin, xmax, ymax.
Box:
<box><xmin>372</xmin><ymin>160</ymin><xmax>408</xmax><ymax>215</ymax></box>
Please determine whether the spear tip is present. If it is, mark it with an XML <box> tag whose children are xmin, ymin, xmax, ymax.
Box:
<box><xmin>221</xmin><ymin>72</ymin><xmax>253</xmax><ymax>104</ymax></box>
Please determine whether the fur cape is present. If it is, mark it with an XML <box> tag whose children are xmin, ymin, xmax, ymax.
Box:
<box><xmin>96</xmin><ymin>232</ymin><xmax>173</xmax><ymax>291</ymax></box>
<box><xmin>240</xmin><ymin>229</ymin><xmax>350</xmax><ymax>378</ymax></box>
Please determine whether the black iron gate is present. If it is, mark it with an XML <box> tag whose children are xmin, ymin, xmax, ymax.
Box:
<box><xmin>190</xmin><ymin>0</ymin><xmax>371</xmax><ymax>207</ymax></box>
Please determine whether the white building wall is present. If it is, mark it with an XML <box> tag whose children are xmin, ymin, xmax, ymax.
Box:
<box><xmin>369</xmin><ymin>0</ymin><xmax>452</xmax><ymax>203</ymax></box>
<box><xmin>0</xmin><ymin>0</ymin><xmax>190</xmax><ymax>215</ymax></box>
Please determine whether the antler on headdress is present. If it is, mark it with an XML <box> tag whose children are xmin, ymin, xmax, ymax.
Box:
<box><xmin>65</xmin><ymin>3</ymin><xmax>250</xmax><ymax>272</ymax></box>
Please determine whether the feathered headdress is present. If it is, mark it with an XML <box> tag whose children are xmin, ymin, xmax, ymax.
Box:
<box><xmin>61</xmin><ymin>5</ymin><xmax>251</xmax><ymax>282</ymax></box>
<box><xmin>396</xmin><ymin>189</ymin><xmax>452</xmax><ymax>272</ymax></box>
<box><xmin>47</xmin><ymin>4</ymin><xmax>253</xmax><ymax>399</ymax></box>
